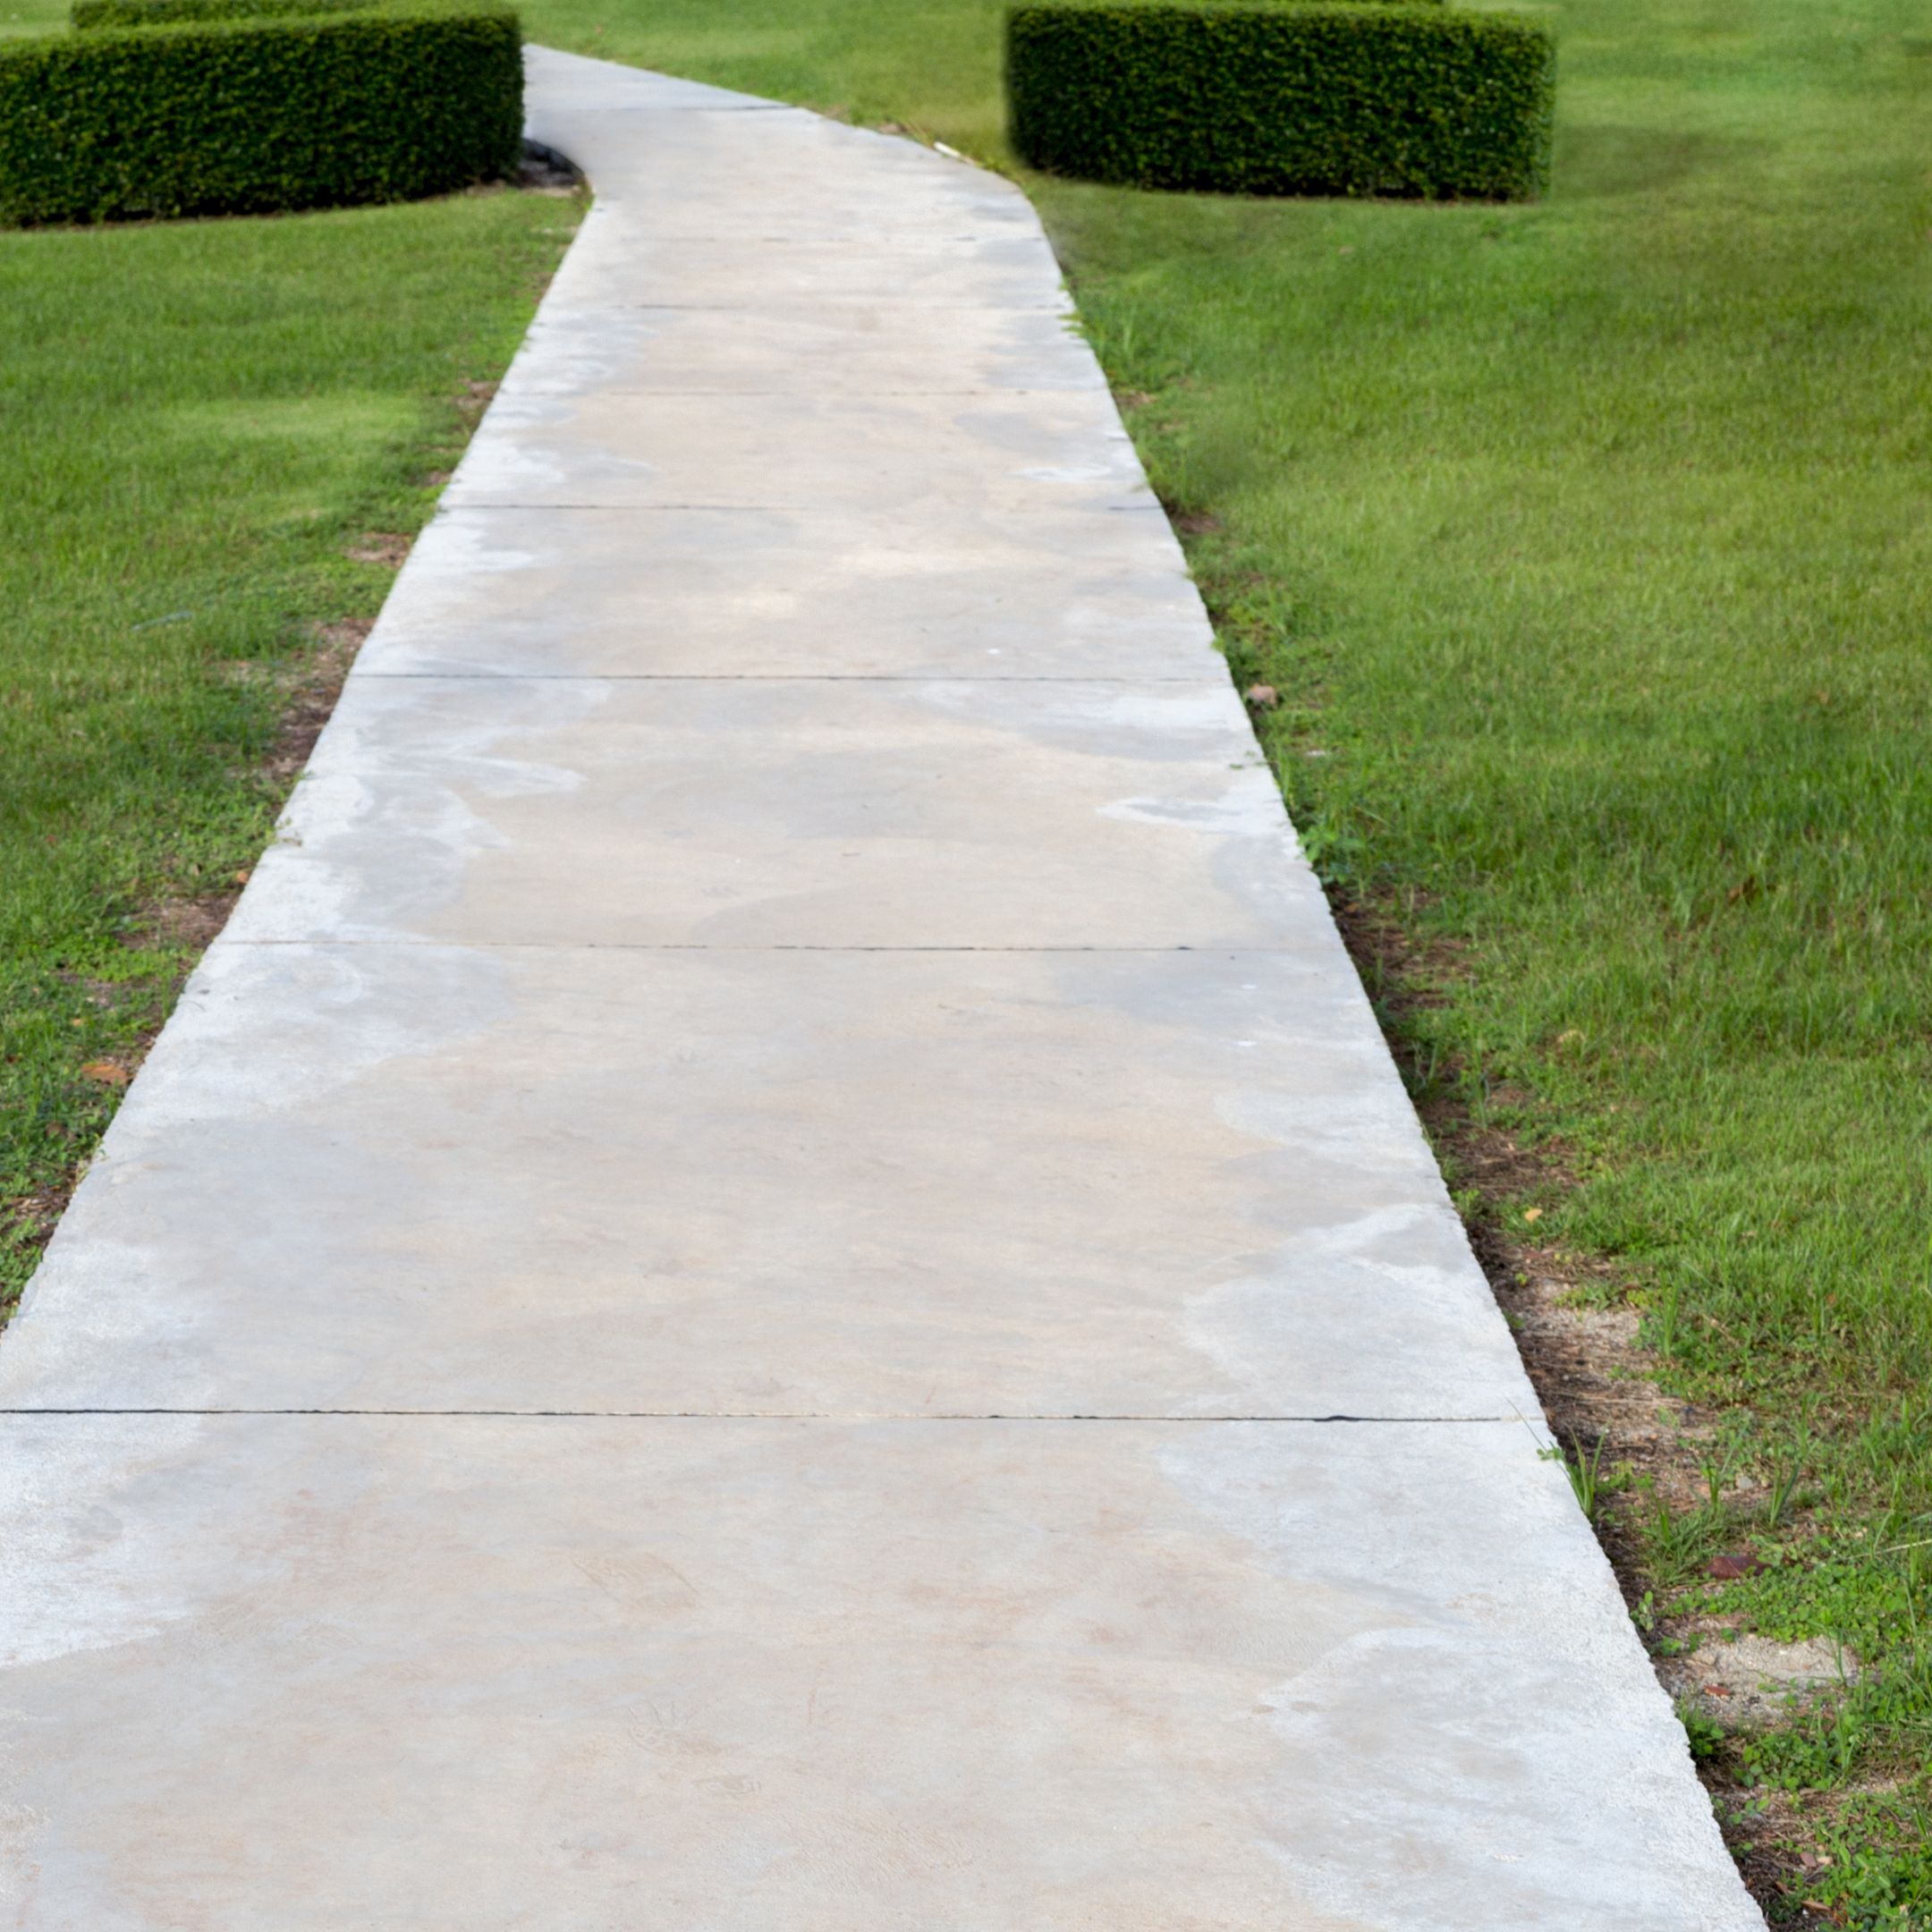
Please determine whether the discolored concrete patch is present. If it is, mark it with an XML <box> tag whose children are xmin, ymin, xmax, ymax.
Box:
<box><xmin>1662</xmin><ymin>1631</ymin><xmax>1859</xmax><ymax>1731</ymax></box>
<box><xmin>226</xmin><ymin>676</ymin><xmax>1310</xmax><ymax>949</ymax></box>
<box><xmin>350</xmin><ymin>501</ymin><xmax>1208</xmax><ymax>681</ymax></box>
<box><xmin>443</xmin><ymin>387</ymin><xmax>1148</xmax><ymax>513</ymax></box>
<box><xmin>1</xmin><ymin>1415</ymin><xmax>1752</xmax><ymax>1931</ymax></box>
<box><xmin>0</xmin><ymin>945</ymin><xmax>1536</xmax><ymax>1419</ymax></box>
<box><xmin>502</xmin><ymin>300</ymin><xmax>1107</xmax><ymax>399</ymax></box>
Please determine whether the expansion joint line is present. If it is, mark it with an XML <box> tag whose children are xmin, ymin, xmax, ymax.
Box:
<box><xmin>0</xmin><ymin>1406</ymin><xmax>1517</xmax><ymax>1423</ymax></box>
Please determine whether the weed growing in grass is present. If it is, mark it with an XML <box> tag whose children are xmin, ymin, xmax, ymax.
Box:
<box><xmin>1677</xmin><ymin>1697</ymin><xmax>1727</xmax><ymax>1767</ymax></box>
<box><xmin>1539</xmin><ymin>1429</ymin><xmax>1620</xmax><ymax>1524</ymax></box>
<box><xmin>1641</xmin><ymin>1487</ymin><xmax>1726</xmax><ymax>1589</ymax></box>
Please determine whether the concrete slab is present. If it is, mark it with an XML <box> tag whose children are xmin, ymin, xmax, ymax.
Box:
<box><xmin>499</xmin><ymin>302</ymin><xmax>1106</xmax><ymax>397</ymax></box>
<box><xmin>444</xmin><ymin>388</ymin><xmax>1144</xmax><ymax>512</ymax></box>
<box><xmin>538</xmin><ymin>204</ymin><xmax>1072</xmax><ymax>311</ymax></box>
<box><xmin>0</xmin><ymin>1413</ymin><xmax>1758</xmax><ymax>1932</ymax></box>
<box><xmin>0</xmin><ymin>39</ymin><xmax>1763</xmax><ymax>1931</ymax></box>
<box><xmin>530</xmin><ymin>112</ymin><xmax>1039</xmax><ymax>239</ymax></box>
<box><xmin>520</xmin><ymin>45</ymin><xmax>785</xmax><ymax>113</ymax></box>
<box><xmin>225</xmin><ymin>676</ymin><xmax>1310</xmax><ymax>948</ymax></box>
<box><xmin>351</xmin><ymin>504</ymin><xmax>1211</xmax><ymax>680</ymax></box>
<box><xmin>524</xmin><ymin>53</ymin><xmax>1039</xmax><ymax>232</ymax></box>
<box><xmin>0</xmin><ymin>945</ymin><xmax>1537</xmax><ymax>1419</ymax></box>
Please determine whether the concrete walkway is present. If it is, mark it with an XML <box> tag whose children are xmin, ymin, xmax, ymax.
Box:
<box><xmin>0</xmin><ymin>48</ymin><xmax>1760</xmax><ymax>1928</ymax></box>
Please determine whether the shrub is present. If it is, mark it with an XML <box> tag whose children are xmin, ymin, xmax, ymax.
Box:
<box><xmin>0</xmin><ymin>0</ymin><xmax>522</xmax><ymax>226</ymax></box>
<box><xmin>1007</xmin><ymin>0</ymin><xmax>1556</xmax><ymax>202</ymax></box>
<box><xmin>73</xmin><ymin>0</ymin><xmax>366</xmax><ymax>27</ymax></box>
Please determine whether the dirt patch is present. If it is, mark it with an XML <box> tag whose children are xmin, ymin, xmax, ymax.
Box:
<box><xmin>4</xmin><ymin>1182</ymin><xmax>77</xmax><ymax>1294</ymax></box>
<box><xmin>455</xmin><ymin>378</ymin><xmax>497</xmax><ymax>425</ymax></box>
<box><xmin>267</xmin><ymin>616</ymin><xmax>369</xmax><ymax>785</ymax></box>
<box><xmin>1662</xmin><ymin>1631</ymin><xmax>1858</xmax><ymax>1731</ymax></box>
<box><xmin>142</xmin><ymin>887</ymin><xmax>242</xmax><ymax>952</ymax></box>
<box><xmin>346</xmin><ymin>532</ymin><xmax>411</xmax><ymax>568</ymax></box>
<box><xmin>1482</xmin><ymin>1229</ymin><xmax>1689</xmax><ymax>1462</ymax></box>
<box><xmin>1330</xmin><ymin>892</ymin><xmax>1469</xmax><ymax>1017</ymax></box>
<box><xmin>517</xmin><ymin>148</ymin><xmax>580</xmax><ymax>197</ymax></box>
<box><xmin>1330</xmin><ymin>894</ymin><xmax>1698</xmax><ymax>1467</ymax></box>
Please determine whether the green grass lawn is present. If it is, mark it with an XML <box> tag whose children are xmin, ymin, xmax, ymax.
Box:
<box><xmin>0</xmin><ymin>179</ymin><xmax>581</xmax><ymax>1298</ymax></box>
<box><xmin>501</xmin><ymin>0</ymin><xmax>1931</xmax><ymax>1916</ymax></box>
<box><xmin>0</xmin><ymin>0</ymin><xmax>63</xmax><ymax>34</ymax></box>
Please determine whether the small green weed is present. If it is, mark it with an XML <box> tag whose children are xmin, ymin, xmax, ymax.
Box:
<box><xmin>1539</xmin><ymin>1431</ymin><xmax>1619</xmax><ymax>1524</ymax></box>
<box><xmin>1675</xmin><ymin>1698</ymin><xmax>1727</xmax><ymax>1767</ymax></box>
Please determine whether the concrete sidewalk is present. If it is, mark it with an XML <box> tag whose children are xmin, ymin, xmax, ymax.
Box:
<box><xmin>0</xmin><ymin>47</ymin><xmax>1761</xmax><ymax>1928</ymax></box>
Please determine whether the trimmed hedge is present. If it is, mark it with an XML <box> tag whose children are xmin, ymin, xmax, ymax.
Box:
<box><xmin>73</xmin><ymin>0</ymin><xmax>367</xmax><ymax>27</ymax></box>
<box><xmin>1008</xmin><ymin>1</ymin><xmax>1555</xmax><ymax>202</ymax></box>
<box><xmin>0</xmin><ymin>0</ymin><xmax>521</xmax><ymax>225</ymax></box>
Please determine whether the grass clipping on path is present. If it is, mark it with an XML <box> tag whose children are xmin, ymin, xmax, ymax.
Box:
<box><xmin>0</xmin><ymin>184</ymin><xmax>580</xmax><ymax>1301</ymax></box>
<box><xmin>495</xmin><ymin>0</ymin><xmax>1930</xmax><ymax>1913</ymax></box>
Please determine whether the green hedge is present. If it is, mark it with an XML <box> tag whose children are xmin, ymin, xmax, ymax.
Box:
<box><xmin>1008</xmin><ymin>1</ymin><xmax>1555</xmax><ymax>202</ymax></box>
<box><xmin>73</xmin><ymin>0</ymin><xmax>366</xmax><ymax>28</ymax></box>
<box><xmin>0</xmin><ymin>0</ymin><xmax>521</xmax><ymax>225</ymax></box>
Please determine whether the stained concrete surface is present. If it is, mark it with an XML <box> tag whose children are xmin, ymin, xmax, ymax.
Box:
<box><xmin>352</xmin><ymin>503</ymin><xmax>1208</xmax><ymax>680</ymax></box>
<box><xmin>3</xmin><ymin>1416</ymin><xmax>1738</xmax><ymax>1930</ymax></box>
<box><xmin>0</xmin><ymin>43</ymin><xmax>1763</xmax><ymax>1930</ymax></box>
<box><xmin>505</xmin><ymin>301</ymin><xmax>1109</xmax><ymax>397</ymax></box>
<box><xmin>225</xmin><ymin>676</ymin><xmax>1310</xmax><ymax>948</ymax></box>
<box><xmin>445</xmin><ymin>389</ymin><xmax>1147</xmax><ymax>512</ymax></box>
<box><xmin>0</xmin><ymin>945</ymin><xmax>1538</xmax><ymax>1420</ymax></box>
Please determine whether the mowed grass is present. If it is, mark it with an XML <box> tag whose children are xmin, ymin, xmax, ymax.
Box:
<box><xmin>513</xmin><ymin>0</ymin><xmax>1932</xmax><ymax>1914</ymax></box>
<box><xmin>0</xmin><ymin>0</ymin><xmax>64</xmax><ymax>34</ymax></box>
<box><xmin>0</xmin><ymin>182</ymin><xmax>580</xmax><ymax>1299</ymax></box>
